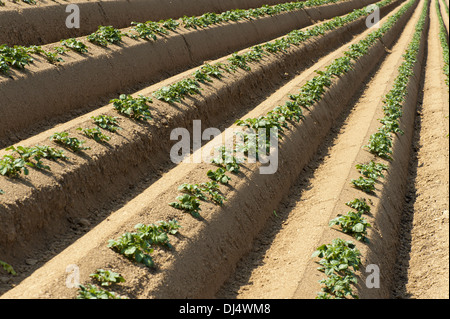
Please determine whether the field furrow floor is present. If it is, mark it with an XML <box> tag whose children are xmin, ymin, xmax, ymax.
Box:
<box><xmin>0</xmin><ymin>0</ymin><xmax>419</xmax><ymax>299</ymax></box>
<box><xmin>216</xmin><ymin>0</ymin><xmax>429</xmax><ymax>299</ymax></box>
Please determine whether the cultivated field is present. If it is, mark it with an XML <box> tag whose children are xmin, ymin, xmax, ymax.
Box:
<box><xmin>0</xmin><ymin>0</ymin><xmax>448</xmax><ymax>299</ymax></box>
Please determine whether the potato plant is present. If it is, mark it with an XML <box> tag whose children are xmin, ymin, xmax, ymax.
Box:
<box><xmin>87</xmin><ymin>26</ymin><xmax>124</xmax><ymax>47</ymax></box>
<box><xmin>0</xmin><ymin>44</ymin><xmax>34</xmax><ymax>74</ymax></box>
<box><xmin>77</xmin><ymin>284</ymin><xmax>126</xmax><ymax>299</ymax></box>
<box><xmin>312</xmin><ymin>0</ymin><xmax>420</xmax><ymax>299</ymax></box>
<box><xmin>108</xmin><ymin>220</ymin><xmax>180</xmax><ymax>268</ymax></box>
<box><xmin>329</xmin><ymin>211</ymin><xmax>371</xmax><ymax>242</ymax></box>
<box><xmin>77</xmin><ymin>127</ymin><xmax>111</xmax><ymax>143</ymax></box>
<box><xmin>316</xmin><ymin>274</ymin><xmax>359</xmax><ymax>299</ymax></box>
<box><xmin>355</xmin><ymin>161</ymin><xmax>388</xmax><ymax>180</ymax></box>
<box><xmin>50</xmin><ymin>132</ymin><xmax>90</xmax><ymax>152</ymax></box>
<box><xmin>0</xmin><ymin>260</ymin><xmax>16</xmax><ymax>276</ymax></box>
<box><xmin>436</xmin><ymin>0</ymin><xmax>449</xmax><ymax>86</ymax></box>
<box><xmin>111</xmin><ymin>94</ymin><xmax>153</xmax><ymax>121</ymax></box>
<box><xmin>5</xmin><ymin>145</ymin><xmax>63</xmax><ymax>171</ymax></box>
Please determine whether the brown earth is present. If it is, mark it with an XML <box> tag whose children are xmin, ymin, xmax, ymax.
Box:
<box><xmin>0</xmin><ymin>0</ymin><xmax>379</xmax><ymax>148</ymax></box>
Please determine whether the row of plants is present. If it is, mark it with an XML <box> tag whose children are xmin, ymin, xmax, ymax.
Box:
<box><xmin>436</xmin><ymin>0</ymin><xmax>449</xmax><ymax>87</ymax></box>
<box><xmin>314</xmin><ymin>0</ymin><xmax>428</xmax><ymax>299</ymax></box>
<box><xmin>0</xmin><ymin>0</ymin><xmax>349</xmax><ymax>75</ymax></box>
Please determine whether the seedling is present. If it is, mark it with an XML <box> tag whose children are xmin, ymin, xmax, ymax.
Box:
<box><xmin>134</xmin><ymin>221</ymin><xmax>181</xmax><ymax>249</ymax></box>
<box><xmin>201</xmin><ymin>181</ymin><xmax>226</xmax><ymax>205</ymax></box>
<box><xmin>211</xmin><ymin>146</ymin><xmax>242</xmax><ymax>173</ymax></box>
<box><xmin>351</xmin><ymin>176</ymin><xmax>376</xmax><ymax>193</ymax></box>
<box><xmin>108</xmin><ymin>219</ymin><xmax>180</xmax><ymax>268</ymax></box>
<box><xmin>193</xmin><ymin>69</ymin><xmax>213</xmax><ymax>84</ymax></box>
<box><xmin>108</xmin><ymin>231</ymin><xmax>155</xmax><ymax>268</ymax></box>
<box><xmin>0</xmin><ymin>260</ymin><xmax>16</xmax><ymax>275</ymax></box>
<box><xmin>54</xmin><ymin>46</ymin><xmax>70</xmax><ymax>55</ymax></box>
<box><xmin>317</xmin><ymin>274</ymin><xmax>359</xmax><ymax>299</ymax></box>
<box><xmin>0</xmin><ymin>44</ymin><xmax>34</xmax><ymax>72</ymax></box>
<box><xmin>312</xmin><ymin>238</ymin><xmax>361</xmax><ymax>277</ymax></box>
<box><xmin>160</xmin><ymin>19</ymin><xmax>180</xmax><ymax>31</ymax></box>
<box><xmin>153</xmin><ymin>219</ymin><xmax>182</xmax><ymax>235</ymax></box>
<box><xmin>42</xmin><ymin>50</ymin><xmax>64</xmax><ymax>64</ymax></box>
<box><xmin>6</xmin><ymin>145</ymin><xmax>50</xmax><ymax>171</ymax></box>
<box><xmin>227</xmin><ymin>53</ymin><xmax>251</xmax><ymax>71</ymax></box>
<box><xmin>77</xmin><ymin>284</ymin><xmax>125</xmax><ymax>299</ymax></box>
<box><xmin>131</xmin><ymin>21</ymin><xmax>168</xmax><ymax>40</ymax></box>
<box><xmin>178</xmin><ymin>183</ymin><xmax>208</xmax><ymax>201</ymax></box>
<box><xmin>178</xmin><ymin>181</ymin><xmax>226</xmax><ymax>206</ymax></box>
<box><xmin>263</xmin><ymin>38</ymin><xmax>290</xmax><ymax>53</ymax></box>
<box><xmin>345</xmin><ymin>198</ymin><xmax>371</xmax><ymax>215</ymax></box>
<box><xmin>207</xmin><ymin>167</ymin><xmax>231</xmax><ymax>185</ymax></box>
<box><xmin>153</xmin><ymin>78</ymin><xmax>201</xmax><ymax>103</ymax></box>
<box><xmin>365</xmin><ymin>131</ymin><xmax>393</xmax><ymax>160</ymax></box>
<box><xmin>199</xmin><ymin>63</ymin><xmax>224</xmax><ymax>79</ymax></box>
<box><xmin>355</xmin><ymin>161</ymin><xmax>388</xmax><ymax>180</ymax></box>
